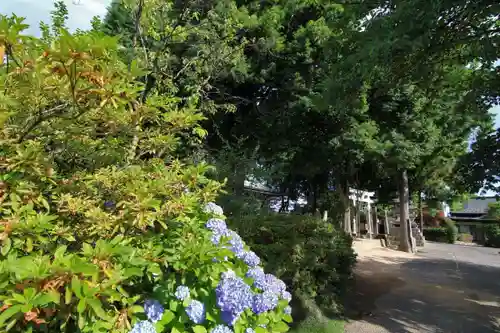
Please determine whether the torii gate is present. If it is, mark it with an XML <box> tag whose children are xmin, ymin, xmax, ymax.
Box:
<box><xmin>348</xmin><ymin>188</ymin><xmax>383</xmax><ymax>239</ymax></box>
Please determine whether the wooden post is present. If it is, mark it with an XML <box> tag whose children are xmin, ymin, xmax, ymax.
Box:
<box><xmin>373</xmin><ymin>205</ymin><xmax>379</xmax><ymax>237</ymax></box>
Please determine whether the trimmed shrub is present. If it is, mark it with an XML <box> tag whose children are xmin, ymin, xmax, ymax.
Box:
<box><xmin>423</xmin><ymin>228</ymin><xmax>448</xmax><ymax>242</ymax></box>
<box><xmin>484</xmin><ymin>224</ymin><xmax>500</xmax><ymax>248</ymax></box>
<box><xmin>228</xmin><ymin>214</ymin><xmax>357</xmax><ymax>315</ymax></box>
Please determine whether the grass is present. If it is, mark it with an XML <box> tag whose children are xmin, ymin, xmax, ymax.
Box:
<box><xmin>289</xmin><ymin>295</ymin><xmax>345</xmax><ymax>333</ymax></box>
<box><xmin>290</xmin><ymin>315</ymin><xmax>345</xmax><ymax>333</ymax></box>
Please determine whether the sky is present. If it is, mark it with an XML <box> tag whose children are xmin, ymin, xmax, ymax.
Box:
<box><xmin>0</xmin><ymin>0</ymin><xmax>110</xmax><ymax>35</ymax></box>
<box><xmin>1</xmin><ymin>0</ymin><xmax>500</xmax><ymax>196</ymax></box>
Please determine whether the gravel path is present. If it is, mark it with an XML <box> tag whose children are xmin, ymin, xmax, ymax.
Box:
<box><xmin>344</xmin><ymin>241</ymin><xmax>500</xmax><ymax>333</ymax></box>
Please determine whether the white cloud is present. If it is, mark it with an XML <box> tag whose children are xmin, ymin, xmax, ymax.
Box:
<box><xmin>0</xmin><ymin>0</ymin><xmax>111</xmax><ymax>35</ymax></box>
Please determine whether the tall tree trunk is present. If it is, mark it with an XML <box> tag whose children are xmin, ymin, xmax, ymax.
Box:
<box><xmin>398</xmin><ymin>169</ymin><xmax>412</xmax><ymax>252</ymax></box>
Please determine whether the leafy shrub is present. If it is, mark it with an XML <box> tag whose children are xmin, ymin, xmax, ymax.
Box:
<box><xmin>423</xmin><ymin>220</ymin><xmax>457</xmax><ymax>244</ymax></box>
<box><xmin>457</xmin><ymin>233</ymin><xmax>474</xmax><ymax>243</ymax></box>
<box><xmin>484</xmin><ymin>224</ymin><xmax>500</xmax><ymax>248</ymax></box>
<box><xmin>228</xmin><ymin>213</ymin><xmax>357</xmax><ymax>315</ymax></box>
<box><xmin>443</xmin><ymin>218</ymin><xmax>458</xmax><ymax>244</ymax></box>
<box><xmin>423</xmin><ymin>228</ymin><xmax>448</xmax><ymax>242</ymax></box>
<box><xmin>0</xmin><ymin>16</ymin><xmax>292</xmax><ymax>333</ymax></box>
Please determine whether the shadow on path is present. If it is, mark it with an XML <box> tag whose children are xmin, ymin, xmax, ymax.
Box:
<box><xmin>344</xmin><ymin>255</ymin><xmax>500</xmax><ymax>333</ymax></box>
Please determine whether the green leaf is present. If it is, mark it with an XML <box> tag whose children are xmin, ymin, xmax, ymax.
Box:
<box><xmin>283</xmin><ymin>314</ymin><xmax>293</xmax><ymax>323</ymax></box>
<box><xmin>160</xmin><ymin>309</ymin><xmax>175</xmax><ymax>325</ymax></box>
<box><xmin>0</xmin><ymin>305</ymin><xmax>22</xmax><ymax>327</ymax></box>
<box><xmin>169</xmin><ymin>300</ymin><xmax>179</xmax><ymax>312</ymax></box>
<box><xmin>88</xmin><ymin>299</ymin><xmax>109</xmax><ymax>320</ymax></box>
<box><xmin>71</xmin><ymin>276</ymin><xmax>82</xmax><ymax>298</ymax></box>
<box><xmin>272</xmin><ymin>322</ymin><xmax>289</xmax><ymax>333</ymax></box>
<box><xmin>77</xmin><ymin>299</ymin><xmax>86</xmax><ymax>314</ymax></box>
<box><xmin>54</xmin><ymin>245</ymin><xmax>67</xmax><ymax>259</ymax></box>
<box><xmin>192</xmin><ymin>326</ymin><xmax>207</xmax><ymax>333</ymax></box>
<box><xmin>255</xmin><ymin>328</ymin><xmax>267</xmax><ymax>333</ymax></box>
<box><xmin>11</xmin><ymin>293</ymin><xmax>26</xmax><ymax>304</ymax></box>
<box><xmin>65</xmin><ymin>287</ymin><xmax>72</xmax><ymax>304</ymax></box>
<box><xmin>1</xmin><ymin>238</ymin><xmax>12</xmax><ymax>256</ymax></box>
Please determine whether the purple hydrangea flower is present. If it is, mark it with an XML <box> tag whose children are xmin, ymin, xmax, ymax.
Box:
<box><xmin>284</xmin><ymin>306</ymin><xmax>292</xmax><ymax>315</ymax></box>
<box><xmin>210</xmin><ymin>325</ymin><xmax>233</xmax><ymax>333</ymax></box>
<box><xmin>241</xmin><ymin>251</ymin><xmax>260</xmax><ymax>267</ymax></box>
<box><xmin>246</xmin><ymin>267</ymin><xmax>265</xmax><ymax>280</ymax></box>
<box><xmin>186</xmin><ymin>300</ymin><xmax>205</xmax><ymax>324</ymax></box>
<box><xmin>144</xmin><ymin>299</ymin><xmax>164</xmax><ymax>323</ymax></box>
<box><xmin>174</xmin><ymin>285</ymin><xmax>190</xmax><ymax>301</ymax></box>
<box><xmin>221</xmin><ymin>310</ymin><xmax>241</xmax><ymax>326</ymax></box>
<box><xmin>282</xmin><ymin>291</ymin><xmax>292</xmax><ymax>302</ymax></box>
<box><xmin>252</xmin><ymin>291</ymin><xmax>279</xmax><ymax>314</ymax></box>
<box><xmin>206</xmin><ymin>218</ymin><xmax>228</xmax><ymax>233</ymax></box>
<box><xmin>216</xmin><ymin>276</ymin><xmax>253</xmax><ymax>314</ymax></box>
<box><xmin>245</xmin><ymin>329</ymin><xmax>255</xmax><ymax>333</ymax></box>
<box><xmin>204</xmin><ymin>202</ymin><xmax>224</xmax><ymax>215</ymax></box>
<box><xmin>130</xmin><ymin>320</ymin><xmax>156</xmax><ymax>333</ymax></box>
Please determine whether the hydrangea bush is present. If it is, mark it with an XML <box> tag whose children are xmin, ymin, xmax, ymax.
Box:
<box><xmin>0</xmin><ymin>13</ymin><xmax>291</xmax><ymax>333</ymax></box>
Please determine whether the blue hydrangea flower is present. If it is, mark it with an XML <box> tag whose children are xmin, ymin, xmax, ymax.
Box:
<box><xmin>206</xmin><ymin>218</ymin><xmax>228</xmax><ymax>233</ymax></box>
<box><xmin>186</xmin><ymin>300</ymin><xmax>205</xmax><ymax>324</ymax></box>
<box><xmin>284</xmin><ymin>306</ymin><xmax>292</xmax><ymax>315</ymax></box>
<box><xmin>221</xmin><ymin>310</ymin><xmax>241</xmax><ymax>326</ymax></box>
<box><xmin>226</xmin><ymin>230</ymin><xmax>245</xmax><ymax>255</ymax></box>
<box><xmin>282</xmin><ymin>291</ymin><xmax>292</xmax><ymax>302</ymax></box>
<box><xmin>254</xmin><ymin>274</ymin><xmax>286</xmax><ymax>295</ymax></box>
<box><xmin>144</xmin><ymin>299</ymin><xmax>164</xmax><ymax>323</ymax></box>
<box><xmin>252</xmin><ymin>291</ymin><xmax>279</xmax><ymax>314</ymax></box>
<box><xmin>216</xmin><ymin>276</ymin><xmax>253</xmax><ymax>314</ymax></box>
<box><xmin>204</xmin><ymin>202</ymin><xmax>224</xmax><ymax>215</ymax></box>
<box><xmin>210</xmin><ymin>325</ymin><xmax>233</xmax><ymax>333</ymax></box>
<box><xmin>245</xmin><ymin>329</ymin><xmax>255</xmax><ymax>333</ymax></box>
<box><xmin>104</xmin><ymin>200</ymin><xmax>115</xmax><ymax>209</ymax></box>
<box><xmin>246</xmin><ymin>267</ymin><xmax>265</xmax><ymax>280</ymax></box>
<box><xmin>241</xmin><ymin>251</ymin><xmax>260</xmax><ymax>267</ymax></box>
<box><xmin>174</xmin><ymin>285</ymin><xmax>190</xmax><ymax>301</ymax></box>
<box><xmin>130</xmin><ymin>320</ymin><xmax>156</xmax><ymax>333</ymax></box>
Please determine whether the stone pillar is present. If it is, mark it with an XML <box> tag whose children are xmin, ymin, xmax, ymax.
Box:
<box><xmin>384</xmin><ymin>209</ymin><xmax>390</xmax><ymax>235</ymax></box>
<box><xmin>352</xmin><ymin>199</ymin><xmax>357</xmax><ymax>235</ymax></box>
<box><xmin>367</xmin><ymin>202</ymin><xmax>372</xmax><ymax>239</ymax></box>
<box><xmin>373</xmin><ymin>205</ymin><xmax>379</xmax><ymax>237</ymax></box>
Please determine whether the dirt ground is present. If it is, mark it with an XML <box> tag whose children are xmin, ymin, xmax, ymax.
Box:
<box><xmin>344</xmin><ymin>240</ymin><xmax>500</xmax><ymax>333</ymax></box>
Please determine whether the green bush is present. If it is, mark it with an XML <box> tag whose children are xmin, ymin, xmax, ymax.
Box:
<box><xmin>457</xmin><ymin>233</ymin><xmax>474</xmax><ymax>242</ymax></box>
<box><xmin>0</xmin><ymin>15</ymin><xmax>292</xmax><ymax>333</ymax></box>
<box><xmin>423</xmin><ymin>228</ymin><xmax>448</xmax><ymax>242</ymax></box>
<box><xmin>228</xmin><ymin>213</ymin><xmax>357</xmax><ymax>315</ymax></box>
<box><xmin>443</xmin><ymin>218</ymin><xmax>458</xmax><ymax>244</ymax></box>
<box><xmin>423</xmin><ymin>219</ymin><xmax>457</xmax><ymax>244</ymax></box>
<box><xmin>484</xmin><ymin>224</ymin><xmax>500</xmax><ymax>248</ymax></box>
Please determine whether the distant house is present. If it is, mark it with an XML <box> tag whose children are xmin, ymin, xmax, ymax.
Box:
<box><xmin>449</xmin><ymin>197</ymin><xmax>499</xmax><ymax>242</ymax></box>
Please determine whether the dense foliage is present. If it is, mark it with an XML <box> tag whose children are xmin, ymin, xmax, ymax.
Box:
<box><xmin>227</xmin><ymin>214</ymin><xmax>356</xmax><ymax>315</ymax></box>
<box><xmin>484</xmin><ymin>224</ymin><xmax>500</xmax><ymax>248</ymax></box>
<box><xmin>0</xmin><ymin>14</ymin><xmax>292</xmax><ymax>333</ymax></box>
<box><xmin>423</xmin><ymin>219</ymin><xmax>458</xmax><ymax>244</ymax></box>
